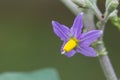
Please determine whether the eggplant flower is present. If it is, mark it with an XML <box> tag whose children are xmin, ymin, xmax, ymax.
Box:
<box><xmin>52</xmin><ymin>13</ymin><xmax>102</xmax><ymax>57</ymax></box>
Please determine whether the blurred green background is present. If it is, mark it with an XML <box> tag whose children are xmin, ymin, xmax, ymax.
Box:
<box><xmin>0</xmin><ymin>0</ymin><xmax>120</xmax><ymax>80</ymax></box>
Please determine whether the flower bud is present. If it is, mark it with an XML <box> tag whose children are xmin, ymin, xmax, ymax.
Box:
<box><xmin>108</xmin><ymin>9</ymin><xmax>118</xmax><ymax>18</ymax></box>
<box><xmin>106</xmin><ymin>0</ymin><xmax>119</xmax><ymax>14</ymax></box>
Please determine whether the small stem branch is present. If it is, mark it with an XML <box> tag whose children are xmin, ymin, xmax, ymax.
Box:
<box><xmin>61</xmin><ymin>0</ymin><xmax>81</xmax><ymax>15</ymax></box>
<box><xmin>83</xmin><ymin>9</ymin><xmax>96</xmax><ymax>31</ymax></box>
<box><xmin>61</xmin><ymin>0</ymin><xmax>96</xmax><ymax>30</ymax></box>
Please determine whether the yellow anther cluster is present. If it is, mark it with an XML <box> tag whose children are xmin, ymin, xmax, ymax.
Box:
<box><xmin>63</xmin><ymin>38</ymin><xmax>78</xmax><ymax>52</ymax></box>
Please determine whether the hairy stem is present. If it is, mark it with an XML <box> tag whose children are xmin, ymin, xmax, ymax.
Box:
<box><xmin>99</xmin><ymin>55</ymin><xmax>118</xmax><ymax>80</ymax></box>
<box><xmin>60</xmin><ymin>0</ymin><xmax>81</xmax><ymax>15</ymax></box>
<box><xmin>61</xmin><ymin>0</ymin><xmax>118</xmax><ymax>80</ymax></box>
<box><xmin>83</xmin><ymin>9</ymin><xmax>96</xmax><ymax>31</ymax></box>
<box><xmin>97</xmin><ymin>20</ymin><xmax>118</xmax><ymax>80</ymax></box>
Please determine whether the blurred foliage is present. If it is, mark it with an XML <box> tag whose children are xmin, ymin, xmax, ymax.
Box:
<box><xmin>111</xmin><ymin>17</ymin><xmax>120</xmax><ymax>30</ymax></box>
<box><xmin>0</xmin><ymin>68</ymin><xmax>60</xmax><ymax>80</ymax></box>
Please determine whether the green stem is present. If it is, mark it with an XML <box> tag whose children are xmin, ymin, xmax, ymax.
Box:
<box><xmin>99</xmin><ymin>55</ymin><xmax>118</xmax><ymax>80</ymax></box>
<box><xmin>60</xmin><ymin>0</ymin><xmax>81</xmax><ymax>15</ymax></box>
<box><xmin>83</xmin><ymin>9</ymin><xmax>96</xmax><ymax>31</ymax></box>
<box><xmin>97</xmin><ymin>20</ymin><xmax>118</xmax><ymax>80</ymax></box>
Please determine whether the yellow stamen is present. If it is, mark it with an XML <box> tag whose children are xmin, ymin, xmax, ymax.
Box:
<box><xmin>63</xmin><ymin>38</ymin><xmax>78</xmax><ymax>53</ymax></box>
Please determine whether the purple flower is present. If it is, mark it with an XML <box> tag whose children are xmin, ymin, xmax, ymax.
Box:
<box><xmin>52</xmin><ymin>13</ymin><xmax>103</xmax><ymax>57</ymax></box>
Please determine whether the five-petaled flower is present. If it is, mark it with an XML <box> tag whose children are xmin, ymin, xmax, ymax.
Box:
<box><xmin>52</xmin><ymin>13</ymin><xmax>102</xmax><ymax>57</ymax></box>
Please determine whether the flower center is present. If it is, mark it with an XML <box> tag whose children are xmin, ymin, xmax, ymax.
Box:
<box><xmin>62</xmin><ymin>38</ymin><xmax>78</xmax><ymax>53</ymax></box>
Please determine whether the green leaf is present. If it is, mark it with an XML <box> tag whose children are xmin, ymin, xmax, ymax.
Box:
<box><xmin>0</xmin><ymin>68</ymin><xmax>60</xmax><ymax>80</ymax></box>
<box><xmin>111</xmin><ymin>17</ymin><xmax>120</xmax><ymax>30</ymax></box>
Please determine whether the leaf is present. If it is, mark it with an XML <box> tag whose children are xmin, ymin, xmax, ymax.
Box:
<box><xmin>0</xmin><ymin>68</ymin><xmax>60</xmax><ymax>80</ymax></box>
<box><xmin>111</xmin><ymin>17</ymin><xmax>120</xmax><ymax>30</ymax></box>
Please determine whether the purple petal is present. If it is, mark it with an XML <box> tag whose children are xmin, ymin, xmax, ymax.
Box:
<box><xmin>65</xmin><ymin>50</ymin><xmax>76</xmax><ymax>57</ymax></box>
<box><xmin>80</xmin><ymin>30</ymin><xmax>103</xmax><ymax>46</ymax></box>
<box><xmin>52</xmin><ymin>20</ymin><xmax>70</xmax><ymax>41</ymax></box>
<box><xmin>70</xmin><ymin>13</ymin><xmax>83</xmax><ymax>38</ymax></box>
<box><xmin>60</xmin><ymin>41</ymin><xmax>66</xmax><ymax>52</ymax></box>
<box><xmin>76</xmin><ymin>46</ymin><xmax>98</xmax><ymax>57</ymax></box>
